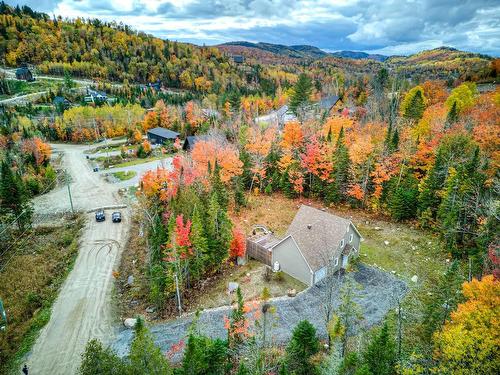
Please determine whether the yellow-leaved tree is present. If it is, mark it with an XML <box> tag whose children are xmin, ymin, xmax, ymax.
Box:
<box><xmin>433</xmin><ymin>275</ymin><xmax>500</xmax><ymax>375</ymax></box>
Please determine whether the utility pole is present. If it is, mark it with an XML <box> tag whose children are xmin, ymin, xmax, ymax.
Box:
<box><xmin>174</xmin><ymin>273</ymin><xmax>182</xmax><ymax>317</ymax></box>
<box><xmin>0</xmin><ymin>298</ymin><xmax>7</xmax><ymax>331</ymax></box>
<box><xmin>66</xmin><ymin>171</ymin><xmax>74</xmax><ymax>214</ymax></box>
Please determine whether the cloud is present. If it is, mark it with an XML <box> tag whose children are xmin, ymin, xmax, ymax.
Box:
<box><xmin>4</xmin><ymin>0</ymin><xmax>500</xmax><ymax>55</ymax></box>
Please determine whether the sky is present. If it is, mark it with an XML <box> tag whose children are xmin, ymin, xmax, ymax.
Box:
<box><xmin>6</xmin><ymin>0</ymin><xmax>500</xmax><ymax>56</ymax></box>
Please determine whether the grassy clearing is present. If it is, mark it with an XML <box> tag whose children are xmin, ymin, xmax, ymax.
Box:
<box><xmin>113</xmin><ymin>171</ymin><xmax>137</xmax><ymax>181</ymax></box>
<box><xmin>0</xmin><ymin>216</ymin><xmax>84</xmax><ymax>374</ymax></box>
<box><xmin>107</xmin><ymin>155</ymin><xmax>169</xmax><ymax>169</ymax></box>
<box><xmin>0</xmin><ymin>78</ymin><xmax>62</xmax><ymax>99</ymax></box>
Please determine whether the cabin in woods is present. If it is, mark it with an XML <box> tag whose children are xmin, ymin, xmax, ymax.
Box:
<box><xmin>147</xmin><ymin>127</ymin><xmax>180</xmax><ymax>145</ymax></box>
<box><xmin>15</xmin><ymin>66</ymin><xmax>34</xmax><ymax>81</ymax></box>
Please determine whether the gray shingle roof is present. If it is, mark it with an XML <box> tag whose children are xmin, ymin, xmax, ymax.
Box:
<box><xmin>285</xmin><ymin>205</ymin><xmax>351</xmax><ymax>271</ymax></box>
<box><xmin>147</xmin><ymin>127</ymin><xmax>180</xmax><ymax>139</ymax></box>
<box><xmin>318</xmin><ymin>95</ymin><xmax>340</xmax><ymax>110</ymax></box>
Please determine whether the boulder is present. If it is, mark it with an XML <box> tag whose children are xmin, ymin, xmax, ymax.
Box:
<box><xmin>384</xmin><ymin>240</ymin><xmax>390</xmax><ymax>246</ymax></box>
<box><xmin>228</xmin><ymin>282</ymin><xmax>239</xmax><ymax>294</ymax></box>
<box><xmin>127</xmin><ymin>275</ymin><xmax>134</xmax><ymax>286</ymax></box>
<box><xmin>124</xmin><ymin>318</ymin><xmax>137</xmax><ymax>329</ymax></box>
<box><xmin>287</xmin><ymin>289</ymin><xmax>297</xmax><ymax>297</ymax></box>
<box><xmin>411</xmin><ymin>275</ymin><xmax>418</xmax><ymax>283</ymax></box>
<box><xmin>145</xmin><ymin>307</ymin><xmax>155</xmax><ymax>313</ymax></box>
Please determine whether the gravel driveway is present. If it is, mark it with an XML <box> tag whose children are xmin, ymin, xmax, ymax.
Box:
<box><xmin>113</xmin><ymin>264</ymin><xmax>407</xmax><ymax>360</ymax></box>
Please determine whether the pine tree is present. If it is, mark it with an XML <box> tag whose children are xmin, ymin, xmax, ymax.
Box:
<box><xmin>211</xmin><ymin>163</ymin><xmax>229</xmax><ymax>210</ymax></box>
<box><xmin>446</xmin><ymin>100</ymin><xmax>458</xmax><ymax>125</ymax></box>
<box><xmin>362</xmin><ymin>321</ymin><xmax>397</xmax><ymax>375</ymax></box>
<box><xmin>390</xmin><ymin>127</ymin><xmax>399</xmax><ymax>152</ymax></box>
<box><xmin>327</xmin><ymin>127</ymin><xmax>350</xmax><ymax>203</ymax></box>
<box><xmin>189</xmin><ymin>204</ymin><xmax>209</xmax><ymax>280</ymax></box>
<box><xmin>388</xmin><ymin>172</ymin><xmax>419</xmax><ymax>221</ymax></box>
<box><xmin>422</xmin><ymin>261</ymin><xmax>464</xmax><ymax>343</ymax></box>
<box><xmin>233</xmin><ymin>177</ymin><xmax>246</xmax><ymax>211</ymax></box>
<box><xmin>206</xmin><ymin>191</ymin><xmax>232</xmax><ymax>266</ymax></box>
<box><xmin>0</xmin><ymin>160</ymin><xmax>32</xmax><ymax>230</ymax></box>
<box><xmin>129</xmin><ymin>317</ymin><xmax>172</xmax><ymax>374</ymax></box>
<box><xmin>289</xmin><ymin>73</ymin><xmax>313</xmax><ymax>115</ymax></box>
<box><xmin>181</xmin><ymin>333</ymin><xmax>228</xmax><ymax>375</ymax></box>
<box><xmin>286</xmin><ymin>320</ymin><xmax>320</xmax><ymax>375</ymax></box>
<box><xmin>79</xmin><ymin>339</ymin><xmax>129</xmax><ymax>375</ymax></box>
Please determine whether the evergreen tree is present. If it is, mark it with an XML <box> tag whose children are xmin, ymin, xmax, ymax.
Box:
<box><xmin>388</xmin><ymin>172</ymin><xmax>419</xmax><ymax>221</ymax></box>
<box><xmin>401</xmin><ymin>86</ymin><xmax>426</xmax><ymax>121</ymax></box>
<box><xmin>285</xmin><ymin>320</ymin><xmax>320</xmax><ymax>375</ymax></box>
<box><xmin>390</xmin><ymin>127</ymin><xmax>399</xmax><ymax>152</ymax></box>
<box><xmin>446</xmin><ymin>100</ymin><xmax>458</xmax><ymax>125</ymax></box>
<box><xmin>289</xmin><ymin>73</ymin><xmax>313</xmax><ymax>115</ymax></box>
<box><xmin>0</xmin><ymin>160</ymin><xmax>32</xmax><ymax>230</ymax></box>
<box><xmin>233</xmin><ymin>177</ymin><xmax>246</xmax><ymax>211</ymax></box>
<box><xmin>79</xmin><ymin>339</ymin><xmax>129</xmax><ymax>375</ymax></box>
<box><xmin>362</xmin><ymin>322</ymin><xmax>397</xmax><ymax>375</ymax></box>
<box><xmin>189</xmin><ymin>204</ymin><xmax>209</xmax><ymax>280</ymax></box>
<box><xmin>422</xmin><ymin>261</ymin><xmax>464</xmax><ymax>343</ymax></box>
<box><xmin>327</xmin><ymin>127</ymin><xmax>350</xmax><ymax>203</ymax></box>
<box><xmin>206</xmin><ymin>191</ymin><xmax>232</xmax><ymax>266</ymax></box>
<box><xmin>181</xmin><ymin>333</ymin><xmax>228</xmax><ymax>375</ymax></box>
<box><xmin>129</xmin><ymin>318</ymin><xmax>172</xmax><ymax>374</ymax></box>
<box><xmin>210</xmin><ymin>163</ymin><xmax>228</xmax><ymax>210</ymax></box>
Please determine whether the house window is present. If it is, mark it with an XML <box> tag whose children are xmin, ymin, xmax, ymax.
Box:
<box><xmin>340</xmin><ymin>239</ymin><xmax>345</xmax><ymax>248</ymax></box>
<box><xmin>334</xmin><ymin>257</ymin><xmax>339</xmax><ymax>267</ymax></box>
<box><xmin>349</xmin><ymin>233</ymin><xmax>353</xmax><ymax>243</ymax></box>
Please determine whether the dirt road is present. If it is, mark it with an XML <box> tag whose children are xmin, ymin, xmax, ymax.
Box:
<box><xmin>27</xmin><ymin>143</ymin><xmax>130</xmax><ymax>374</ymax></box>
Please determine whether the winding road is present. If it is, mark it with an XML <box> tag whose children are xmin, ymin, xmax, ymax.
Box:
<box><xmin>27</xmin><ymin>143</ymin><xmax>131</xmax><ymax>375</ymax></box>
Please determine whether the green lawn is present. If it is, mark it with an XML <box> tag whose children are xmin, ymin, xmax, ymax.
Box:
<box><xmin>0</xmin><ymin>78</ymin><xmax>63</xmax><ymax>98</ymax></box>
<box><xmin>112</xmin><ymin>170</ymin><xmax>137</xmax><ymax>181</ymax></box>
<box><xmin>107</xmin><ymin>155</ymin><xmax>169</xmax><ymax>169</ymax></box>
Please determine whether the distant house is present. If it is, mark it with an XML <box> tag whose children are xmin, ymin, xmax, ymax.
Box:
<box><xmin>147</xmin><ymin>127</ymin><xmax>180</xmax><ymax>145</ymax></box>
<box><xmin>53</xmin><ymin>96</ymin><xmax>71</xmax><ymax>109</ymax></box>
<box><xmin>254</xmin><ymin>105</ymin><xmax>297</xmax><ymax>127</ymax></box>
<box><xmin>247</xmin><ymin>205</ymin><xmax>362</xmax><ymax>286</ymax></box>
<box><xmin>15</xmin><ymin>66</ymin><xmax>34</xmax><ymax>81</ymax></box>
<box><xmin>232</xmin><ymin>55</ymin><xmax>245</xmax><ymax>64</ymax></box>
<box><xmin>317</xmin><ymin>95</ymin><xmax>342</xmax><ymax>115</ymax></box>
<box><xmin>183</xmin><ymin>135</ymin><xmax>206</xmax><ymax>151</ymax></box>
<box><xmin>84</xmin><ymin>88</ymin><xmax>108</xmax><ymax>104</ymax></box>
<box><xmin>147</xmin><ymin>80</ymin><xmax>162</xmax><ymax>91</ymax></box>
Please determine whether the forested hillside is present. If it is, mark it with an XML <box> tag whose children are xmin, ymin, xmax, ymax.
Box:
<box><xmin>0</xmin><ymin>3</ymin><xmax>245</xmax><ymax>92</ymax></box>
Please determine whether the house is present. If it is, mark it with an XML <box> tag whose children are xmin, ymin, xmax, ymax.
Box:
<box><xmin>247</xmin><ymin>205</ymin><xmax>362</xmax><ymax>286</ymax></box>
<box><xmin>317</xmin><ymin>95</ymin><xmax>342</xmax><ymax>115</ymax></box>
<box><xmin>84</xmin><ymin>88</ymin><xmax>108</xmax><ymax>104</ymax></box>
<box><xmin>53</xmin><ymin>96</ymin><xmax>71</xmax><ymax>109</ymax></box>
<box><xmin>232</xmin><ymin>55</ymin><xmax>245</xmax><ymax>64</ymax></box>
<box><xmin>254</xmin><ymin>105</ymin><xmax>298</xmax><ymax>127</ymax></box>
<box><xmin>147</xmin><ymin>127</ymin><xmax>180</xmax><ymax>145</ymax></box>
<box><xmin>182</xmin><ymin>135</ymin><xmax>208</xmax><ymax>151</ymax></box>
<box><xmin>15</xmin><ymin>66</ymin><xmax>34</xmax><ymax>81</ymax></box>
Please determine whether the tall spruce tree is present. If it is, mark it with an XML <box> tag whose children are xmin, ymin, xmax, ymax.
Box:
<box><xmin>285</xmin><ymin>320</ymin><xmax>320</xmax><ymax>375</ymax></box>
<box><xmin>328</xmin><ymin>127</ymin><xmax>350</xmax><ymax>203</ymax></box>
<box><xmin>362</xmin><ymin>322</ymin><xmax>397</xmax><ymax>375</ymax></box>
<box><xmin>289</xmin><ymin>73</ymin><xmax>313</xmax><ymax>115</ymax></box>
<box><xmin>0</xmin><ymin>160</ymin><xmax>32</xmax><ymax>230</ymax></box>
<box><xmin>190</xmin><ymin>204</ymin><xmax>209</xmax><ymax>280</ymax></box>
<box><xmin>446</xmin><ymin>100</ymin><xmax>459</xmax><ymax>125</ymax></box>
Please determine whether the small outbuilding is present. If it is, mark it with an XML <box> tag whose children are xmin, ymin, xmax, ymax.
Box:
<box><xmin>147</xmin><ymin>127</ymin><xmax>180</xmax><ymax>145</ymax></box>
<box><xmin>247</xmin><ymin>205</ymin><xmax>362</xmax><ymax>286</ymax></box>
<box><xmin>53</xmin><ymin>96</ymin><xmax>71</xmax><ymax>109</ymax></box>
<box><xmin>15</xmin><ymin>66</ymin><xmax>34</xmax><ymax>81</ymax></box>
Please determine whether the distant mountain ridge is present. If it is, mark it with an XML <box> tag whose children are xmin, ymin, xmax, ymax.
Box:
<box><xmin>219</xmin><ymin>41</ymin><xmax>387</xmax><ymax>61</ymax></box>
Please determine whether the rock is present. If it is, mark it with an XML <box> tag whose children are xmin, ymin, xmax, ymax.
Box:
<box><xmin>391</xmin><ymin>270</ymin><xmax>396</xmax><ymax>274</ymax></box>
<box><xmin>124</xmin><ymin>318</ymin><xmax>137</xmax><ymax>329</ymax></box>
<box><xmin>365</xmin><ymin>221</ymin><xmax>370</xmax><ymax>224</ymax></box>
<box><xmin>246</xmin><ymin>273</ymin><xmax>251</xmax><ymax>277</ymax></box>
<box><xmin>146</xmin><ymin>307</ymin><xmax>155</xmax><ymax>313</ymax></box>
<box><xmin>374</xmin><ymin>226</ymin><xmax>381</xmax><ymax>230</ymax></box>
<box><xmin>127</xmin><ymin>275</ymin><xmax>134</xmax><ymax>286</ymax></box>
<box><xmin>411</xmin><ymin>275</ymin><xmax>418</xmax><ymax>283</ymax></box>
<box><xmin>228</xmin><ymin>282</ymin><xmax>239</xmax><ymax>293</ymax></box>
<box><xmin>287</xmin><ymin>289</ymin><xmax>297</xmax><ymax>297</ymax></box>
<box><xmin>384</xmin><ymin>240</ymin><xmax>390</xmax><ymax>246</ymax></box>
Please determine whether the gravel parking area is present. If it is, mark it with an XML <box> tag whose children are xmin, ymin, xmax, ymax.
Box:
<box><xmin>112</xmin><ymin>264</ymin><xmax>407</xmax><ymax>360</ymax></box>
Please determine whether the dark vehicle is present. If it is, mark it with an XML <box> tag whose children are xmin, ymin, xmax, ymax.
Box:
<box><xmin>112</xmin><ymin>212</ymin><xmax>122</xmax><ymax>223</ymax></box>
<box><xmin>93</xmin><ymin>167</ymin><xmax>99</xmax><ymax>172</ymax></box>
<box><xmin>95</xmin><ymin>209</ymin><xmax>105</xmax><ymax>222</ymax></box>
